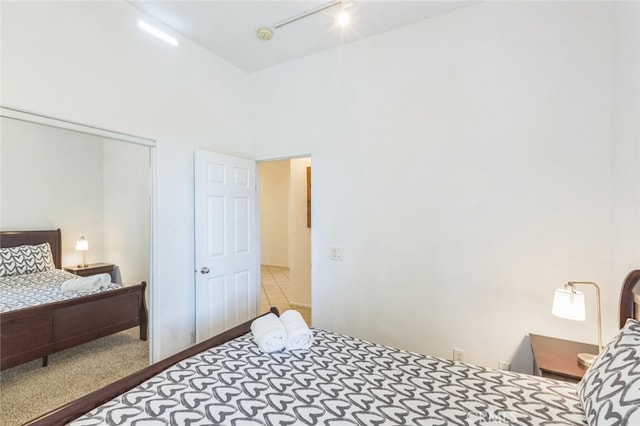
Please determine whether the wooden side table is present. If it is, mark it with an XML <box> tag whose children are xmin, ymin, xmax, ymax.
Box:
<box><xmin>529</xmin><ymin>334</ymin><xmax>598</xmax><ymax>383</ymax></box>
<box><xmin>63</xmin><ymin>263</ymin><xmax>115</xmax><ymax>278</ymax></box>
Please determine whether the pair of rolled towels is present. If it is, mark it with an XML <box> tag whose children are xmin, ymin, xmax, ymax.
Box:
<box><xmin>61</xmin><ymin>273</ymin><xmax>111</xmax><ymax>293</ymax></box>
<box><xmin>251</xmin><ymin>310</ymin><xmax>313</xmax><ymax>352</ymax></box>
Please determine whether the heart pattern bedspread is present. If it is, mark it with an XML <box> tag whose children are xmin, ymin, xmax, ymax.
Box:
<box><xmin>0</xmin><ymin>269</ymin><xmax>121</xmax><ymax>313</ymax></box>
<box><xmin>71</xmin><ymin>329</ymin><xmax>587</xmax><ymax>425</ymax></box>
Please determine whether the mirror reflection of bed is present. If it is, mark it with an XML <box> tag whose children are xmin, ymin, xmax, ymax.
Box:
<box><xmin>0</xmin><ymin>114</ymin><xmax>153</xmax><ymax>425</ymax></box>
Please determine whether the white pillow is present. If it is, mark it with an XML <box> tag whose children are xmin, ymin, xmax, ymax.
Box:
<box><xmin>0</xmin><ymin>242</ymin><xmax>56</xmax><ymax>277</ymax></box>
<box><xmin>577</xmin><ymin>318</ymin><xmax>640</xmax><ymax>425</ymax></box>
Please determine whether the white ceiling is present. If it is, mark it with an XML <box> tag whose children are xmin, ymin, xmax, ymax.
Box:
<box><xmin>131</xmin><ymin>1</ymin><xmax>476</xmax><ymax>73</ymax></box>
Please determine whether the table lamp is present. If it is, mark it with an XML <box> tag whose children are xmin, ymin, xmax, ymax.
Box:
<box><xmin>75</xmin><ymin>236</ymin><xmax>89</xmax><ymax>268</ymax></box>
<box><xmin>552</xmin><ymin>281</ymin><xmax>602</xmax><ymax>367</ymax></box>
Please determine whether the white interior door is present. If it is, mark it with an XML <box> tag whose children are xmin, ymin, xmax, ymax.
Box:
<box><xmin>194</xmin><ymin>149</ymin><xmax>259</xmax><ymax>342</ymax></box>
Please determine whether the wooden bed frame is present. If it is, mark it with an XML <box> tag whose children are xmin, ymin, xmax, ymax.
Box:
<box><xmin>0</xmin><ymin>229</ymin><xmax>148</xmax><ymax>371</ymax></box>
<box><xmin>619</xmin><ymin>269</ymin><xmax>640</xmax><ymax>327</ymax></box>
<box><xmin>25</xmin><ymin>270</ymin><xmax>640</xmax><ymax>426</ymax></box>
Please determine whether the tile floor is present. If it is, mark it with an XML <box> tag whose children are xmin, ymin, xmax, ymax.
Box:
<box><xmin>260</xmin><ymin>265</ymin><xmax>312</xmax><ymax>326</ymax></box>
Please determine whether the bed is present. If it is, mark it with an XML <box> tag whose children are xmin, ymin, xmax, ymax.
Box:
<box><xmin>0</xmin><ymin>229</ymin><xmax>148</xmax><ymax>371</ymax></box>
<box><xmin>26</xmin><ymin>269</ymin><xmax>640</xmax><ymax>425</ymax></box>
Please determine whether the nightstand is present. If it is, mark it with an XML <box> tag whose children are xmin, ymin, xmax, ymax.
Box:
<box><xmin>529</xmin><ymin>334</ymin><xmax>598</xmax><ymax>383</ymax></box>
<box><xmin>63</xmin><ymin>263</ymin><xmax>115</xmax><ymax>278</ymax></box>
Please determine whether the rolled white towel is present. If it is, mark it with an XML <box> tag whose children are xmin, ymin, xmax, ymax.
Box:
<box><xmin>61</xmin><ymin>273</ymin><xmax>111</xmax><ymax>293</ymax></box>
<box><xmin>250</xmin><ymin>313</ymin><xmax>287</xmax><ymax>353</ymax></box>
<box><xmin>280</xmin><ymin>309</ymin><xmax>313</xmax><ymax>350</ymax></box>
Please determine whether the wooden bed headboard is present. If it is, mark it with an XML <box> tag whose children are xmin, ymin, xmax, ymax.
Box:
<box><xmin>0</xmin><ymin>229</ymin><xmax>62</xmax><ymax>269</ymax></box>
<box><xmin>619</xmin><ymin>269</ymin><xmax>640</xmax><ymax>327</ymax></box>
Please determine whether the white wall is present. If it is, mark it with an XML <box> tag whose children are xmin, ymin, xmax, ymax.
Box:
<box><xmin>612</xmin><ymin>2</ymin><xmax>640</xmax><ymax>281</ymax></box>
<box><xmin>288</xmin><ymin>157</ymin><xmax>312</xmax><ymax>307</ymax></box>
<box><xmin>249</xmin><ymin>2</ymin><xmax>639</xmax><ymax>372</ymax></box>
<box><xmin>0</xmin><ymin>1</ymin><xmax>252</xmax><ymax>361</ymax></box>
<box><xmin>3</xmin><ymin>0</ymin><xmax>638</xmax><ymax>372</ymax></box>
<box><xmin>259</xmin><ymin>161</ymin><xmax>290</xmax><ymax>267</ymax></box>
<box><xmin>0</xmin><ymin>118</ymin><xmax>105</xmax><ymax>266</ymax></box>
<box><xmin>103</xmin><ymin>140</ymin><xmax>150</xmax><ymax>285</ymax></box>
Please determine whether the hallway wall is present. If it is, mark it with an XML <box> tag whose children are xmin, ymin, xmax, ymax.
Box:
<box><xmin>259</xmin><ymin>161</ymin><xmax>290</xmax><ymax>267</ymax></box>
<box><xmin>288</xmin><ymin>158</ymin><xmax>312</xmax><ymax>307</ymax></box>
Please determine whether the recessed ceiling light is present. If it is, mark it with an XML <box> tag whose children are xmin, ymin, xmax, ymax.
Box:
<box><xmin>138</xmin><ymin>20</ymin><xmax>179</xmax><ymax>46</ymax></box>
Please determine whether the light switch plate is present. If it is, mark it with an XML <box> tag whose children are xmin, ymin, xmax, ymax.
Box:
<box><xmin>330</xmin><ymin>247</ymin><xmax>343</xmax><ymax>261</ymax></box>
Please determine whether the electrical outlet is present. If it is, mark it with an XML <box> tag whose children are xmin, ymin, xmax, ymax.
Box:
<box><xmin>498</xmin><ymin>361</ymin><xmax>511</xmax><ymax>371</ymax></box>
<box><xmin>453</xmin><ymin>348</ymin><xmax>464</xmax><ymax>362</ymax></box>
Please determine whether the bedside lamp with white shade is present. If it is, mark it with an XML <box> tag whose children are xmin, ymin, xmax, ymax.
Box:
<box><xmin>552</xmin><ymin>281</ymin><xmax>602</xmax><ymax>367</ymax></box>
<box><xmin>75</xmin><ymin>236</ymin><xmax>89</xmax><ymax>268</ymax></box>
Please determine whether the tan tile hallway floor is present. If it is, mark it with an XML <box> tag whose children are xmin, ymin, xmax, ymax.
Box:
<box><xmin>260</xmin><ymin>265</ymin><xmax>311</xmax><ymax>325</ymax></box>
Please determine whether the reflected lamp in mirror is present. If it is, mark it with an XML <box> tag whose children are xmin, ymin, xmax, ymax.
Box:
<box><xmin>75</xmin><ymin>236</ymin><xmax>89</xmax><ymax>268</ymax></box>
<box><xmin>552</xmin><ymin>281</ymin><xmax>603</xmax><ymax>367</ymax></box>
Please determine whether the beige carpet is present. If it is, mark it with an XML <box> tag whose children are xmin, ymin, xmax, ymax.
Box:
<box><xmin>0</xmin><ymin>327</ymin><xmax>148</xmax><ymax>425</ymax></box>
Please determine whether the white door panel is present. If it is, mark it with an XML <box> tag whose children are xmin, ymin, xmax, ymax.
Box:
<box><xmin>195</xmin><ymin>149</ymin><xmax>258</xmax><ymax>342</ymax></box>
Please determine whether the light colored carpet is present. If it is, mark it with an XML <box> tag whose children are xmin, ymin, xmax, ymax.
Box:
<box><xmin>0</xmin><ymin>327</ymin><xmax>148</xmax><ymax>426</ymax></box>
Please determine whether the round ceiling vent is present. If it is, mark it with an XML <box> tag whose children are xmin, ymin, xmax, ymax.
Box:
<box><xmin>257</xmin><ymin>28</ymin><xmax>273</xmax><ymax>41</ymax></box>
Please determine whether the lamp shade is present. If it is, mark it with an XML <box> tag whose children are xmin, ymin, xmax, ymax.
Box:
<box><xmin>75</xmin><ymin>237</ymin><xmax>89</xmax><ymax>251</ymax></box>
<box><xmin>552</xmin><ymin>287</ymin><xmax>586</xmax><ymax>321</ymax></box>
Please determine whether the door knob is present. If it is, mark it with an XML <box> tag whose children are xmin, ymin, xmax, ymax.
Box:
<box><xmin>200</xmin><ymin>266</ymin><xmax>210</xmax><ymax>274</ymax></box>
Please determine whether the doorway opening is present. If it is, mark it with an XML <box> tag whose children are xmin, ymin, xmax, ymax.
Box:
<box><xmin>258</xmin><ymin>157</ymin><xmax>312</xmax><ymax>326</ymax></box>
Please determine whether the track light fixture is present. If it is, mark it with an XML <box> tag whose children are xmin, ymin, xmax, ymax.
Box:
<box><xmin>274</xmin><ymin>0</ymin><xmax>347</xmax><ymax>29</ymax></box>
<box><xmin>257</xmin><ymin>0</ymin><xmax>354</xmax><ymax>41</ymax></box>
